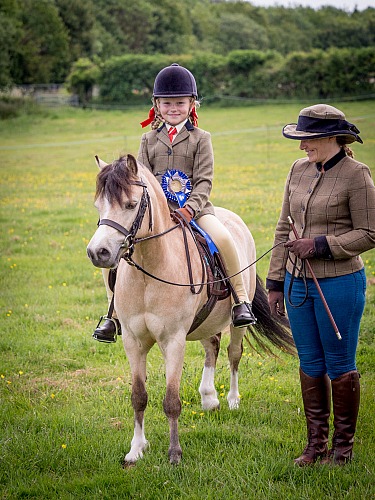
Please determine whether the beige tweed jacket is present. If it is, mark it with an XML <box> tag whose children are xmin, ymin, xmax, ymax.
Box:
<box><xmin>267</xmin><ymin>155</ymin><xmax>375</xmax><ymax>282</ymax></box>
<box><xmin>137</xmin><ymin>121</ymin><xmax>215</xmax><ymax>219</ymax></box>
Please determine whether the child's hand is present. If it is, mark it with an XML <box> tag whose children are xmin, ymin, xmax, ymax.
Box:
<box><xmin>171</xmin><ymin>207</ymin><xmax>194</xmax><ymax>224</ymax></box>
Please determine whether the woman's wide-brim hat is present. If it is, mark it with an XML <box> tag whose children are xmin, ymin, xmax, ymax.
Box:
<box><xmin>282</xmin><ymin>104</ymin><xmax>363</xmax><ymax>144</ymax></box>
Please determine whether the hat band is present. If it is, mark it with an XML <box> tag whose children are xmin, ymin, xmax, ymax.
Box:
<box><xmin>296</xmin><ymin>115</ymin><xmax>354</xmax><ymax>134</ymax></box>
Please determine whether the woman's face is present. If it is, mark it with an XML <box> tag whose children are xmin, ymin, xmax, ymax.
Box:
<box><xmin>299</xmin><ymin>137</ymin><xmax>340</xmax><ymax>164</ymax></box>
<box><xmin>299</xmin><ymin>137</ymin><xmax>340</xmax><ymax>165</ymax></box>
<box><xmin>157</xmin><ymin>97</ymin><xmax>192</xmax><ymax>126</ymax></box>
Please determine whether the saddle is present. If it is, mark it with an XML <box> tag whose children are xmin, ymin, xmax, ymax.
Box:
<box><xmin>186</xmin><ymin>230</ymin><xmax>231</xmax><ymax>335</ymax></box>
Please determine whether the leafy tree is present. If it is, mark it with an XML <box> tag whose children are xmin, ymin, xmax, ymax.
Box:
<box><xmin>216</xmin><ymin>13</ymin><xmax>269</xmax><ymax>51</ymax></box>
<box><xmin>66</xmin><ymin>58</ymin><xmax>100</xmax><ymax>106</ymax></box>
<box><xmin>0</xmin><ymin>0</ymin><xmax>22</xmax><ymax>87</ymax></box>
<box><xmin>17</xmin><ymin>0</ymin><xmax>70</xmax><ymax>83</ymax></box>
<box><xmin>93</xmin><ymin>0</ymin><xmax>154</xmax><ymax>55</ymax></box>
<box><xmin>264</xmin><ymin>7</ymin><xmax>315</xmax><ymax>55</ymax></box>
<box><xmin>55</xmin><ymin>0</ymin><xmax>95</xmax><ymax>61</ymax></box>
<box><xmin>148</xmin><ymin>0</ymin><xmax>193</xmax><ymax>54</ymax></box>
<box><xmin>311</xmin><ymin>7</ymin><xmax>372</xmax><ymax>50</ymax></box>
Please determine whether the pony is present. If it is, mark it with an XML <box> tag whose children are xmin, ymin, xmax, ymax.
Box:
<box><xmin>87</xmin><ymin>154</ymin><xmax>294</xmax><ymax>466</ymax></box>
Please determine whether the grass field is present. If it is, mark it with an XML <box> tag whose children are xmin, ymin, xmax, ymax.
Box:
<box><xmin>0</xmin><ymin>101</ymin><xmax>374</xmax><ymax>499</ymax></box>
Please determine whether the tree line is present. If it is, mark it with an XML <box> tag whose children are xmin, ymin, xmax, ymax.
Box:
<box><xmin>1</xmin><ymin>0</ymin><xmax>374</xmax><ymax>104</ymax></box>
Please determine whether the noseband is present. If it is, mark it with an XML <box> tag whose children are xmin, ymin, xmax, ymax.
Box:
<box><xmin>98</xmin><ymin>180</ymin><xmax>153</xmax><ymax>258</ymax></box>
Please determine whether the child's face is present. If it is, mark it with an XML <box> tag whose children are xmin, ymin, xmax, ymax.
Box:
<box><xmin>157</xmin><ymin>97</ymin><xmax>192</xmax><ymax>126</ymax></box>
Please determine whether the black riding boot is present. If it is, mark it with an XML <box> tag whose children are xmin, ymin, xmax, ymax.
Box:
<box><xmin>231</xmin><ymin>302</ymin><xmax>257</xmax><ymax>328</ymax></box>
<box><xmin>92</xmin><ymin>317</ymin><xmax>121</xmax><ymax>343</ymax></box>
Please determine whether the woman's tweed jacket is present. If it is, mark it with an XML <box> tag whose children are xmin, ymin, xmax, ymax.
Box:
<box><xmin>267</xmin><ymin>154</ymin><xmax>375</xmax><ymax>285</ymax></box>
<box><xmin>137</xmin><ymin>120</ymin><xmax>215</xmax><ymax>219</ymax></box>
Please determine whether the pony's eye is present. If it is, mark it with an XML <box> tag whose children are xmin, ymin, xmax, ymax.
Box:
<box><xmin>124</xmin><ymin>201</ymin><xmax>138</xmax><ymax>210</ymax></box>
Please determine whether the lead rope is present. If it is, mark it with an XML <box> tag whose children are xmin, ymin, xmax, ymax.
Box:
<box><xmin>286</xmin><ymin>254</ymin><xmax>309</xmax><ymax>308</ymax></box>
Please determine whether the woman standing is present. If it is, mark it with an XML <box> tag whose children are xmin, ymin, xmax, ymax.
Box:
<box><xmin>266</xmin><ymin>104</ymin><xmax>375</xmax><ymax>466</ymax></box>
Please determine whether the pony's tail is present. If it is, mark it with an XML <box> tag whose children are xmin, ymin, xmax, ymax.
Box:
<box><xmin>245</xmin><ymin>275</ymin><xmax>296</xmax><ymax>356</ymax></box>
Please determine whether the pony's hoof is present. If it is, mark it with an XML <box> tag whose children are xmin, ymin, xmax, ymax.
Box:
<box><xmin>123</xmin><ymin>440</ymin><xmax>149</xmax><ymax>466</ymax></box>
<box><xmin>122</xmin><ymin>460</ymin><xmax>137</xmax><ymax>469</ymax></box>
<box><xmin>202</xmin><ymin>399</ymin><xmax>220</xmax><ymax>411</ymax></box>
<box><xmin>169</xmin><ymin>448</ymin><xmax>182</xmax><ymax>465</ymax></box>
<box><xmin>228</xmin><ymin>400</ymin><xmax>240</xmax><ymax>410</ymax></box>
<box><xmin>227</xmin><ymin>394</ymin><xmax>240</xmax><ymax>410</ymax></box>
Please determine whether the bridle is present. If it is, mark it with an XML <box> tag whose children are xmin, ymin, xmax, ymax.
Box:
<box><xmin>96</xmin><ymin>176</ymin><xmax>205</xmax><ymax>293</ymax></box>
<box><xmin>98</xmin><ymin>179</ymin><xmax>153</xmax><ymax>260</ymax></box>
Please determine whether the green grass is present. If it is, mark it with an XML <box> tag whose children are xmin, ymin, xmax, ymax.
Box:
<box><xmin>0</xmin><ymin>102</ymin><xmax>374</xmax><ymax>499</ymax></box>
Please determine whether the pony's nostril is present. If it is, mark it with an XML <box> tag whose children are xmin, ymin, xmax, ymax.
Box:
<box><xmin>87</xmin><ymin>246</ymin><xmax>110</xmax><ymax>263</ymax></box>
<box><xmin>98</xmin><ymin>247</ymin><xmax>110</xmax><ymax>259</ymax></box>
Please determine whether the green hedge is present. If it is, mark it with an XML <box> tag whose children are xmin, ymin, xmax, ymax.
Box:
<box><xmin>68</xmin><ymin>48</ymin><xmax>375</xmax><ymax>105</ymax></box>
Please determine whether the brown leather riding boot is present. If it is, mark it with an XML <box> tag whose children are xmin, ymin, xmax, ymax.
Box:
<box><xmin>321</xmin><ymin>370</ymin><xmax>360</xmax><ymax>466</ymax></box>
<box><xmin>294</xmin><ymin>369</ymin><xmax>331</xmax><ymax>466</ymax></box>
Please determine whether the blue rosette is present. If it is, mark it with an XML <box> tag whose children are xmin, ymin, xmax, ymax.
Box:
<box><xmin>161</xmin><ymin>169</ymin><xmax>192</xmax><ymax>206</ymax></box>
<box><xmin>161</xmin><ymin>169</ymin><xmax>218</xmax><ymax>256</ymax></box>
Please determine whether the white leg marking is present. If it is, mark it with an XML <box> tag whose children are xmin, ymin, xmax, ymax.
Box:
<box><xmin>199</xmin><ymin>366</ymin><xmax>220</xmax><ymax>410</ymax></box>
<box><xmin>124</xmin><ymin>419</ymin><xmax>149</xmax><ymax>463</ymax></box>
<box><xmin>227</xmin><ymin>370</ymin><xmax>240</xmax><ymax>410</ymax></box>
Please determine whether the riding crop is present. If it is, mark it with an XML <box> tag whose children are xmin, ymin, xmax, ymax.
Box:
<box><xmin>287</xmin><ymin>216</ymin><xmax>342</xmax><ymax>341</ymax></box>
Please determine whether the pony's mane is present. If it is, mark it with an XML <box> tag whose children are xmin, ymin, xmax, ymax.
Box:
<box><xmin>95</xmin><ymin>155</ymin><xmax>138</xmax><ymax>206</ymax></box>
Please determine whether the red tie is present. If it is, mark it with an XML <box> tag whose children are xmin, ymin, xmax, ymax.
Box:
<box><xmin>168</xmin><ymin>126</ymin><xmax>177</xmax><ymax>142</ymax></box>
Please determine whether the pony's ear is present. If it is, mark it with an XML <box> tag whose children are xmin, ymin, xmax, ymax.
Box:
<box><xmin>127</xmin><ymin>154</ymin><xmax>139</xmax><ymax>176</ymax></box>
<box><xmin>95</xmin><ymin>155</ymin><xmax>108</xmax><ymax>170</ymax></box>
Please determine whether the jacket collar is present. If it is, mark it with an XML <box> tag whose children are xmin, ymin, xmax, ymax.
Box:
<box><xmin>157</xmin><ymin>119</ymin><xmax>194</xmax><ymax>133</ymax></box>
<box><xmin>316</xmin><ymin>148</ymin><xmax>346</xmax><ymax>172</ymax></box>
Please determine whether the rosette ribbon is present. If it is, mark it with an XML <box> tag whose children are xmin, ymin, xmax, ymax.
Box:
<box><xmin>161</xmin><ymin>170</ymin><xmax>218</xmax><ymax>256</ymax></box>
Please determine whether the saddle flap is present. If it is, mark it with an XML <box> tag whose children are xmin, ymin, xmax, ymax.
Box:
<box><xmin>194</xmin><ymin>232</ymin><xmax>229</xmax><ymax>299</ymax></box>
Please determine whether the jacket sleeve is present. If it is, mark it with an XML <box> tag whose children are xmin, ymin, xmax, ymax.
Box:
<box><xmin>326</xmin><ymin>163</ymin><xmax>375</xmax><ymax>259</ymax></box>
<box><xmin>187</xmin><ymin>131</ymin><xmax>214</xmax><ymax>216</ymax></box>
<box><xmin>137</xmin><ymin>134</ymin><xmax>152</xmax><ymax>171</ymax></box>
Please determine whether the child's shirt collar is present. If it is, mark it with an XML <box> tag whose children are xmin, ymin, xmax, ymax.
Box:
<box><xmin>166</xmin><ymin>119</ymin><xmax>188</xmax><ymax>134</ymax></box>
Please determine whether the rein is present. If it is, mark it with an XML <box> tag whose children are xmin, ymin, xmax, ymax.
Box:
<box><xmin>97</xmin><ymin>175</ymin><xmax>284</xmax><ymax>289</ymax></box>
<box><xmin>124</xmin><ymin>241</ymin><xmax>285</xmax><ymax>288</ymax></box>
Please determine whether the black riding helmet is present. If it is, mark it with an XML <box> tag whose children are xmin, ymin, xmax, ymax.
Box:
<box><xmin>153</xmin><ymin>63</ymin><xmax>198</xmax><ymax>98</ymax></box>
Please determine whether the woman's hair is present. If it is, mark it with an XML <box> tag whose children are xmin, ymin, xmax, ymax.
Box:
<box><xmin>336</xmin><ymin>136</ymin><xmax>354</xmax><ymax>158</ymax></box>
<box><xmin>150</xmin><ymin>97</ymin><xmax>200</xmax><ymax>130</ymax></box>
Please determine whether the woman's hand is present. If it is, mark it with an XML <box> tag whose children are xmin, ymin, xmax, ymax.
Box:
<box><xmin>285</xmin><ymin>238</ymin><xmax>316</xmax><ymax>259</ymax></box>
<box><xmin>268</xmin><ymin>290</ymin><xmax>286</xmax><ymax>317</ymax></box>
